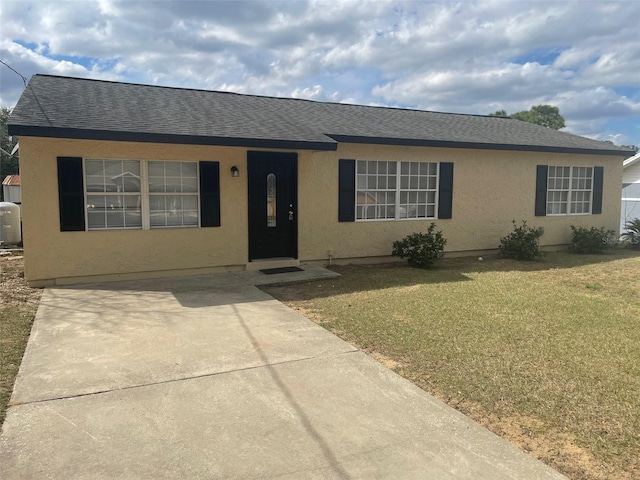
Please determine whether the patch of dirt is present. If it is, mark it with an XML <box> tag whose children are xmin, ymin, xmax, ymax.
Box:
<box><xmin>369</xmin><ymin>351</ymin><xmax>403</xmax><ymax>370</ymax></box>
<box><xmin>441</xmin><ymin>396</ymin><xmax>631</xmax><ymax>480</ymax></box>
<box><xmin>0</xmin><ymin>255</ymin><xmax>41</xmax><ymax>308</ymax></box>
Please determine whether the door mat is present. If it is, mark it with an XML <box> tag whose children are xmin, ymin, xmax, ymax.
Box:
<box><xmin>259</xmin><ymin>267</ymin><xmax>304</xmax><ymax>275</ymax></box>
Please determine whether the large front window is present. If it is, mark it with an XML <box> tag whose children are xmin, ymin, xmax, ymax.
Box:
<box><xmin>356</xmin><ymin>160</ymin><xmax>438</xmax><ymax>220</ymax></box>
<box><xmin>547</xmin><ymin>166</ymin><xmax>593</xmax><ymax>215</ymax></box>
<box><xmin>85</xmin><ymin>159</ymin><xmax>199</xmax><ymax>230</ymax></box>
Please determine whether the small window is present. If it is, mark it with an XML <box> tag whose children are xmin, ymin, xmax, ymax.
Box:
<box><xmin>267</xmin><ymin>173</ymin><xmax>276</xmax><ymax>227</ymax></box>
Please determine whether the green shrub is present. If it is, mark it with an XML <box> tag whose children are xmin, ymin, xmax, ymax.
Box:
<box><xmin>621</xmin><ymin>218</ymin><xmax>640</xmax><ymax>250</ymax></box>
<box><xmin>392</xmin><ymin>223</ymin><xmax>447</xmax><ymax>268</ymax></box>
<box><xmin>498</xmin><ymin>220</ymin><xmax>543</xmax><ymax>260</ymax></box>
<box><xmin>569</xmin><ymin>225</ymin><xmax>617</xmax><ymax>254</ymax></box>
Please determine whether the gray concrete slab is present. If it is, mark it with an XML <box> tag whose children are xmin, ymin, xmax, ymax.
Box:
<box><xmin>1</xmin><ymin>267</ymin><xmax>567</xmax><ymax>479</ymax></box>
<box><xmin>11</xmin><ymin>284</ymin><xmax>352</xmax><ymax>405</ymax></box>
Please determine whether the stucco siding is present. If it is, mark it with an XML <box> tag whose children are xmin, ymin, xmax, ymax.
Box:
<box><xmin>299</xmin><ymin>144</ymin><xmax>622</xmax><ymax>262</ymax></box>
<box><xmin>19</xmin><ymin>137</ymin><xmax>623</xmax><ymax>285</ymax></box>
<box><xmin>20</xmin><ymin>137</ymin><xmax>250</xmax><ymax>284</ymax></box>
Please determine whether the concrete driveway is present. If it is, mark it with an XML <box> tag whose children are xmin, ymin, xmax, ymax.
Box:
<box><xmin>1</xmin><ymin>266</ymin><xmax>567</xmax><ymax>479</ymax></box>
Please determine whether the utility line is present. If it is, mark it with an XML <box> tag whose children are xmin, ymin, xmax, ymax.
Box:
<box><xmin>0</xmin><ymin>60</ymin><xmax>27</xmax><ymax>86</ymax></box>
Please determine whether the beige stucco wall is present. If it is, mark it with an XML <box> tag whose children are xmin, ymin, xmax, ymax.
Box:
<box><xmin>19</xmin><ymin>137</ymin><xmax>250</xmax><ymax>285</ymax></box>
<box><xmin>18</xmin><ymin>137</ymin><xmax>623</xmax><ymax>285</ymax></box>
<box><xmin>299</xmin><ymin>144</ymin><xmax>623</xmax><ymax>263</ymax></box>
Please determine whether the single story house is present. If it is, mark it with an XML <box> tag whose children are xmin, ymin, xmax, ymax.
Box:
<box><xmin>621</xmin><ymin>152</ymin><xmax>640</xmax><ymax>233</ymax></box>
<box><xmin>9</xmin><ymin>75</ymin><xmax>634</xmax><ymax>287</ymax></box>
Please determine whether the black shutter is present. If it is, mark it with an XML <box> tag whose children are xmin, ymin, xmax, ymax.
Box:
<box><xmin>338</xmin><ymin>159</ymin><xmax>355</xmax><ymax>222</ymax></box>
<box><xmin>437</xmin><ymin>162</ymin><xmax>454</xmax><ymax>219</ymax></box>
<box><xmin>200</xmin><ymin>161</ymin><xmax>221</xmax><ymax>227</ymax></box>
<box><xmin>57</xmin><ymin>157</ymin><xmax>85</xmax><ymax>231</ymax></box>
<box><xmin>592</xmin><ymin>166</ymin><xmax>604</xmax><ymax>214</ymax></box>
<box><xmin>535</xmin><ymin>165</ymin><xmax>548</xmax><ymax>216</ymax></box>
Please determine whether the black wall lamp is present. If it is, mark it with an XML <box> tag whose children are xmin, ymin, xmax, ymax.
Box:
<box><xmin>230</xmin><ymin>166</ymin><xmax>240</xmax><ymax>177</ymax></box>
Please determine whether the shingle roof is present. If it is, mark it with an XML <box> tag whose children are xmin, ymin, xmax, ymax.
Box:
<box><xmin>9</xmin><ymin>74</ymin><xmax>634</xmax><ymax>156</ymax></box>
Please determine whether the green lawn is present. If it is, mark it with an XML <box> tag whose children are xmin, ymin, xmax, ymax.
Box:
<box><xmin>264</xmin><ymin>250</ymin><xmax>640</xmax><ymax>480</ymax></box>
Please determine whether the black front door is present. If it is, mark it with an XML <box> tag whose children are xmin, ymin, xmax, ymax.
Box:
<box><xmin>248</xmin><ymin>151</ymin><xmax>298</xmax><ymax>260</ymax></box>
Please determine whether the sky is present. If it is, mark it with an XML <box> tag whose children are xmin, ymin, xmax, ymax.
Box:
<box><xmin>1</xmin><ymin>0</ymin><xmax>639</xmax><ymax>149</ymax></box>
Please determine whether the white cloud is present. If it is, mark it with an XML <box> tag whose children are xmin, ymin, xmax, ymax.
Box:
<box><xmin>1</xmin><ymin>0</ymin><xmax>639</xmax><ymax>145</ymax></box>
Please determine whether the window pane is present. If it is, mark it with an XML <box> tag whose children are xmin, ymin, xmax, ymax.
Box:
<box><xmin>148</xmin><ymin>162</ymin><xmax>165</xmax><ymax>177</ymax></box>
<box><xmin>107</xmin><ymin>211</ymin><xmax>124</xmax><ymax>228</ymax></box>
<box><xmin>85</xmin><ymin>160</ymin><xmax>103</xmax><ymax>176</ymax></box>
<box><xmin>182</xmin><ymin>177</ymin><xmax>198</xmax><ymax>193</ymax></box>
<box><xmin>164</xmin><ymin>163</ymin><xmax>181</xmax><ymax>177</ymax></box>
<box><xmin>88</xmin><ymin>211</ymin><xmax>105</xmax><ymax>229</ymax></box>
<box><xmin>267</xmin><ymin>173</ymin><xmax>276</xmax><ymax>227</ymax></box>
<box><xmin>86</xmin><ymin>175</ymin><xmax>105</xmax><ymax>192</ymax></box>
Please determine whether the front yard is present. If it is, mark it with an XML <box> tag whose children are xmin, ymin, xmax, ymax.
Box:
<box><xmin>263</xmin><ymin>250</ymin><xmax>640</xmax><ymax>480</ymax></box>
<box><xmin>2</xmin><ymin>250</ymin><xmax>638</xmax><ymax>479</ymax></box>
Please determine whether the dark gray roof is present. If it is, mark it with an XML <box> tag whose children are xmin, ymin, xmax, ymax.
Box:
<box><xmin>9</xmin><ymin>74</ymin><xmax>634</xmax><ymax>156</ymax></box>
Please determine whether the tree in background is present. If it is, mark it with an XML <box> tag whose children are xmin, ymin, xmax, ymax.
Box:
<box><xmin>489</xmin><ymin>104</ymin><xmax>566</xmax><ymax>130</ymax></box>
<box><xmin>0</xmin><ymin>107</ymin><xmax>20</xmax><ymax>201</ymax></box>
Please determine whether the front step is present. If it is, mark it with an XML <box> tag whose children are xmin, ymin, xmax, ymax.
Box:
<box><xmin>245</xmin><ymin>258</ymin><xmax>300</xmax><ymax>272</ymax></box>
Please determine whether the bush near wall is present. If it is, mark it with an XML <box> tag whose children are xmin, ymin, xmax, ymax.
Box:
<box><xmin>392</xmin><ymin>223</ymin><xmax>447</xmax><ymax>268</ymax></box>
<box><xmin>498</xmin><ymin>220</ymin><xmax>543</xmax><ymax>260</ymax></box>
<box><xmin>569</xmin><ymin>225</ymin><xmax>617</xmax><ymax>254</ymax></box>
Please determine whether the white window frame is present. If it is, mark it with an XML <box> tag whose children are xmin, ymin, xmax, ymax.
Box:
<box><xmin>84</xmin><ymin>158</ymin><xmax>143</xmax><ymax>231</ymax></box>
<box><xmin>355</xmin><ymin>160</ymin><xmax>439</xmax><ymax>222</ymax></box>
<box><xmin>83</xmin><ymin>158</ymin><xmax>200</xmax><ymax>231</ymax></box>
<box><xmin>147</xmin><ymin>160</ymin><xmax>200</xmax><ymax>229</ymax></box>
<box><xmin>546</xmin><ymin>166</ymin><xmax>594</xmax><ymax>216</ymax></box>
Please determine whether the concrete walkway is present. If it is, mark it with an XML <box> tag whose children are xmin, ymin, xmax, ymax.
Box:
<box><xmin>1</xmin><ymin>266</ymin><xmax>567</xmax><ymax>479</ymax></box>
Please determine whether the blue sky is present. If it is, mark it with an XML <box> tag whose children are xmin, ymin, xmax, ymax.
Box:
<box><xmin>1</xmin><ymin>0</ymin><xmax>639</xmax><ymax>150</ymax></box>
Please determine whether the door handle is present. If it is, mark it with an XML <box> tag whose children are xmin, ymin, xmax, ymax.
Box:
<box><xmin>288</xmin><ymin>204</ymin><xmax>294</xmax><ymax>221</ymax></box>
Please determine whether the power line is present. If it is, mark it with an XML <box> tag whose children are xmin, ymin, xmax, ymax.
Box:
<box><xmin>0</xmin><ymin>60</ymin><xmax>27</xmax><ymax>86</ymax></box>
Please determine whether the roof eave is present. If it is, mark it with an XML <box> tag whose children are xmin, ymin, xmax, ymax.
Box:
<box><xmin>7</xmin><ymin>125</ymin><xmax>338</xmax><ymax>152</ymax></box>
<box><xmin>327</xmin><ymin>134</ymin><xmax>634</xmax><ymax>157</ymax></box>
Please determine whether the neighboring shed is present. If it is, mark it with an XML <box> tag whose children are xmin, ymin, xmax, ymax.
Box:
<box><xmin>8</xmin><ymin>75</ymin><xmax>634</xmax><ymax>286</ymax></box>
<box><xmin>2</xmin><ymin>175</ymin><xmax>21</xmax><ymax>204</ymax></box>
<box><xmin>622</xmin><ymin>152</ymin><xmax>640</xmax><ymax>233</ymax></box>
